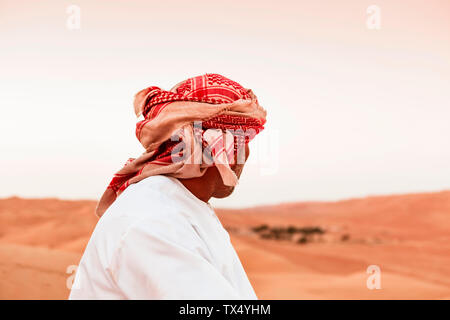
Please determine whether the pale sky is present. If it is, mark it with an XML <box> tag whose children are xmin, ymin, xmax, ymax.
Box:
<box><xmin>1</xmin><ymin>0</ymin><xmax>449</xmax><ymax>207</ymax></box>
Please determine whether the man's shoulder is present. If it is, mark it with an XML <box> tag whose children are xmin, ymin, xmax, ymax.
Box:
<box><xmin>89</xmin><ymin>176</ymin><xmax>195</xmax><ymax>251</ymax></box>
<box><xmin>104</xmin><ymin>175</ymin><xmax>182</xmax><ymax>219</ymax></box>
<box><xmin>95</xmin><ymin>175</ymin><xmax>205</xmax><ymax>243</ymax></box>
<box><xmin>95</xmin><ymin>176</ymin><xmax>204</xmax><ymax>254</ymax></box>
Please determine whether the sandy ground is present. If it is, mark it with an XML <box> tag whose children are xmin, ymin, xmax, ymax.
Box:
<box><xmin>1</xmin><ymin>192</ymin><xmax>449</xmax><ymax>299</ymax></box>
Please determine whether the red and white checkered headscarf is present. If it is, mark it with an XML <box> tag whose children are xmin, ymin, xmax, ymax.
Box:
<box><xmin>96</xmin><ymin>73</ymin><xmax>266</xmax><ymax>217</ymax></box>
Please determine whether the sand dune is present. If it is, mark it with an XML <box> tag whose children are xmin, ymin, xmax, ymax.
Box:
<box><xmin>1</xmin><ymin>191</ymin><xmax>449</xmax><ymax>299</ymax></box>
<box><xmin>0</xmin><ymin>244</ymin><xmax>81</xmax><ymax>299</ymax></box>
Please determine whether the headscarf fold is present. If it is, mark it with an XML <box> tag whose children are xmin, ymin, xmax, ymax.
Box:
<box><xmin>96</xmin><ymin>74</ymin><xmax>266</xmax><ymax>217</ymax></box>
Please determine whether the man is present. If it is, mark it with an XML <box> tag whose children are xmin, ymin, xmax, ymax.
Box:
<box><xmin>69</xmin><ymin>74</ymin><xmax>266</xmax><ymax>299</ymax></box>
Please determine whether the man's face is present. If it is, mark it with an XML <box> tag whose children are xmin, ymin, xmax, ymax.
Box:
<box><xmin>212</xmin><ymin>143</ymin><xmax>250</xmax><ymax>198</ymax></box>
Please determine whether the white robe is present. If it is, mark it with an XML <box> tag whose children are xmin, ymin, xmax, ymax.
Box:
<box><xmin>69</xmin><ymin>175</ymin><xmax>257</xmax><ymax>299</ymax></box>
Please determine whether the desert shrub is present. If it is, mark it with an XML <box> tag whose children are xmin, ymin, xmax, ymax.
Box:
<box><xmin>286</xmin><ymin>226</ymin><xmax>297</xmax><ymax>234</ymax></box>
<box><xmin>270</xmin><ymin>227</ymin><xmax>285</xmax><ymax>234</ymax></box>
<box><xmin>252</xmin><ymin>224</ymin><xmax>269</xmax><ymax>233</ymax></box>
<box><xmin>252</xmin><ymin>224</ymin><xmax>327</xmax><ymax>244</ymax></box>
<box><xmin>298</xmin><ymin>226</ymin><xmax>325</xmax><ymax>235</ymax></box>
<box><xmin>260</xmin><ymin>233</ymin><xmax>274</xmax><ymax>239</ymax></box>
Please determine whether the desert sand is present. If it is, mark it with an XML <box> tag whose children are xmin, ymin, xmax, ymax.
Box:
<box><xmin>1</xmin><ymin>191</ymin><xmax>449</xmax><ymax>299</ymax></box>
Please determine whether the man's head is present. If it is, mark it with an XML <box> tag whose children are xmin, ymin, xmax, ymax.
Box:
<box><xmin>96</xmin><ymin>74</ymin><xmax>265</xmax><ymax>216</ymax></box>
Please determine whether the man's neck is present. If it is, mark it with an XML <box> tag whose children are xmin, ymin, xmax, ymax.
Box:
<box><xmin>177</xmin><ymin>168</ymin><xmax>218</xmax><ymax>203</ymax></box>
